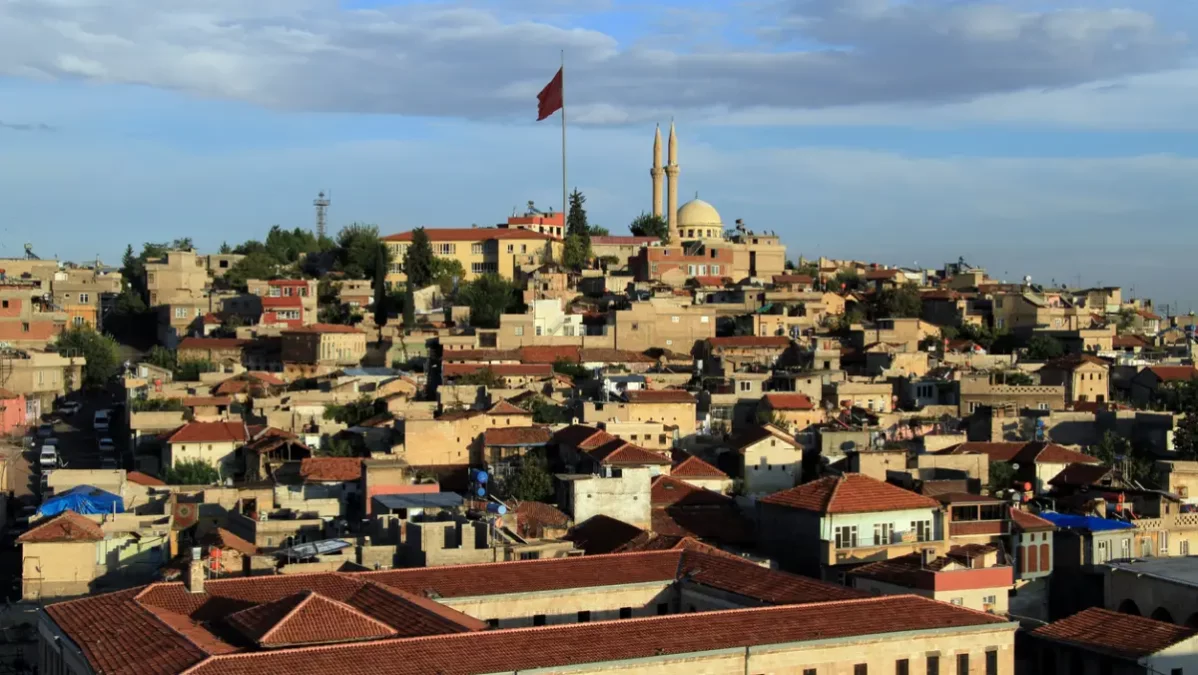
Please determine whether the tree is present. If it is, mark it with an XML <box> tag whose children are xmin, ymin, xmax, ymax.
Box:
<box><xmin>458</xmin><ymin>274</ymin><xmax>516</xmax><ymax>329</ymax></box>
<box><xmin>1026</xmin><ymin>334</ymin><xmax>1065</xmax><ymax>361</ymax></box>
<box><xmin>131</xmin><ymin>397</ymin><xmax>185</xmax><ymax>412</ymax></box>
<box><xmin>588</xmin><ymin>225</ymin><xmax>609</xmax><ymax>237</ymax></box>
<box><xmin>875</xmin><ymin>282</ymin><xmax>922</xmax><ymax>318</ymax></box>
<box><xmin>56</xmin><ymin>326</ymin><xmax>121</xmax><ymax>389</ymax></box>
<box><xmin>1003</xmin><ymin>371</ymin><xmax>1035</xmax><ymax>386</ymax></box>
<box><xmin>176</xmin><ymin>359</ymin><xmax>216</xmax><ymax>381</ymax></box>
<box><xmin>507</xmin><ymin>453</ymin><xmax>554</xmax><ymax>502</ymax></box>
<box><xmin>321</xmin><ymin>438</ymin><xmax>359</xmax><ymax>458</ymax></box>
<box><xmin>264</xmin><ymin>225</ymin><xmax>320</xmax><ymax>264</ymax></box>
<box><xmin>403</xmin><ymin>228</ymin><xmax>436</xmax><ymax>289</ymax></box>
<box><xmin>1115</xmin><ymin>307</ymin><xmax>1137</xmax><ymax>334</ymax></box>
<box><xmin>833</xmin><ymin>269</ymin><xmax>862</xmax><ymax>291</ymax></box>
<box><xmin>987</xmin><ymin>461</ymin><xmax>1017</xmax><ymax>494</ymax></box>
<box><xmin>145</xmin><ymin>346</ymin><xmax>176</xmax><ymax>371</ymax></box>
<box><xmin>172</xmin><ymin>238</ymin><xmax>194</xmax><ymax>251</ymax></box>
<box><xmin>566</xmin><ymin>189</ymin><xmax>589</xmax><ymax>237</ymax></box>
<box><xmin>552</xmin><ymin>357</ymin><xmax>589</xmax><ymax>380</ymax></box>
<box><xmin>224</xmin><ymin>251</ymin><xmax>278</xmax><ymax>292</ymax></box>
<box><xmin>323</xmin><ymin>396</ymin><xmax>380</xmax><ymax>427</ymax></box>
<box><xmin>112</xmin><ymin>289</ymin><xmax>147</xmax><ymax>315</ymax></box>
<box><xmin>335</xmin><ymin>223</ymin><xmax>389</xmax><ymax>279</ymax></box>
<box><xmin>1091</xmin><ymin>431</ymin><xmax>1156</xmax><ymax>485</ymax></box>
<box><xmin>457</xmin><ymin>367</ymin><xmax>504</xmax><ymax>388</ymax></box>
<box><xmin>429</xmin><ymin>258</ymin><xmax>466</xmax><ymax>295</ymax></box>
<box><xmin>165</xmin><ymin>460</ymin><xmax>220</xmax><ymax>485</ymax></box>
<box><xmin>562</xmin><ymin>234</ymin><xmax>590</xmax><ymax>271</ymax></box>
<box><xmin>402</xmin><ymin>283</ymin><xmax>416</xmax><ymax>331</ymax></box>
<box><xmin>629</xmin><ymin>212</ymin><xmax>669</xmax><ymax>242</ymax></box>
<box><xmin>219</xmin><ymin>241</ymin><xmax>232</xmax><ymax>254</ymax></box>
<box><xmin>372</xmin><ymin>243</ymin><xmax>389</xmax><ymax>331</ymax></box>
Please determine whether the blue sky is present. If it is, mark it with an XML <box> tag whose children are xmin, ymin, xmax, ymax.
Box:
<box><xmin>2</xmin><ymin>0</ymin><xmax>1198</xmax><ymax>310</ymax></box>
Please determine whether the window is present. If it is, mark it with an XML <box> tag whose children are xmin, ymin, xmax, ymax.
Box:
<box><xmin>564</xmin><ymin>325</ymin><xmax>574</xmax><ymax>336</ymax></box>
<box><xmin>72</xmin><ymin>316</ymin><xmax>84</xmax><ymax>327</ymax></box>
<box><xmin>855</xmin><ymin>666</ymin><xmax>868</xmax><ymax>675</ymax></box>
<box><xmin>577</xmin><ymin>611</ymin><xmax>591</xmax><ymax>622</ymax></box>
<box><xmin>1183</xmin><ymin>540</ymin><xmax>1190</xmax><ymax>556</ymax></box>
<box><xmin>671</xmin><ymin>315</ymin><xmax>680</xmax><ymax>323</ymax></box>
<box><xmin>656</xmin><ymin>603</ymin><xmax>669</xmax><ymax>615</ymax></box>
<box><xmin>700</xmin><ymin>316</ymin><xmax>710</xmax><ymax>323</ymax></box>
<box><xmin>519</xmin><ymin>551</ymin><xmax>540</xmax><ymax>560</ymax></box>
<box><xmin>1121</xmin><ymin>538</ymin><xmax>1131</xmax><ymax>558</ymax></box>
<box><xmin>873</xmin><ymin>522</ymin><xmax>894</xmax><ymax>546</ymax></box>
<box><xmin>486</xmin><ymin>618</ymin><xmax>499</xmax><ymax>628</ymax></box>
<box><xmin>532</xmin><ymin>614</ymin><xmax>546</xmax><ymax>626</ymax></box>
<box><xmin>1038</xmin><ymin>403</ymin><xmax>1050</xmax><ymax>411</ymax></box>
<box><xmin>79</xmin><ymin>293</ymin><xmax>89</xmax><ymax>303</ymax></box>
<box><xmin>269</xmin><ymin>287</ymin><xmax>281</xmax><ymax>297</ymax></box>
<box><xmin>471</xmin><ymin>243</ymin><xmax>483</xmax><ymax>254</ymax></box>
<box><xmin>687</xmin><ymin>264</ymin><xmax>696</xmax><ymax>276</ymax></box>
<box><xmin>739</xmin><ymin>381</ymin><xmax>751</xmax><ymax>392</ymax></box>
<box><xmin>912</xmin><ymin>520</ymin><xmax>932</xmax><ymax>542</ymax></box>
<box><xmin>834</xmin><ymin>525</ymin><xmax>858</xmax><ymax>549</ymax></box>
<box><xmin>711</xmin><ymin>265</ymin><xmax>720</xmax><ymax>274</ymax></box>
<box><xmin>174</xmin><ymin>307</ymin><xmax>188</xmax><ymax>318</ymax></box>
<box><xmin>985</xmin><ymin>650</ymin><xmax>998</xmax><ymax>675</ymax></box>
<box><xmin>804</xmin><ymin>670</ymin><xmax>817</xmax><ymax>675</ymax></box>
<box><xmin>1097</xmin><ymin>539</ymin><xmax>1110</xmax><ymax>563</ymax></box>
<box><xmin>897</xmin><ymin>659</ymin><xmax>910</xmax><ymax>675</ymax></box>
<box><xmin>437</xmin><ymin>243</ymin><xmax>456</xmax><ymax>255</ymax></box>
<box><xmin>1162</xmin><ymin>532</ymin><xmax>1170</xmax><ymax>554</ymax></box>
<box><xmin>618</xmin><ymin>607</ymin><xmax>632</xmax><ymax>619</ymax></box>
<box><xmin>982</xmin><ymin>595</ymin><xmax>996</xmax><ymax>607</ymax></box>
<box><xmin>507</xmin><ymin>244</ymin><xmax>514</xmax><ymax>253</ymax></box>
<box><xmin>0</xmin><ymin>301</ymin><xmax>6</xmax><ymax>309</ymax></box>
<box><xmin>521</xmin><ymin>244</ymin><xmax>527</xmax><ymax>253</ymax></box>
<box><xmin>514</xmin><ymin>326</ymin><xmax>524</xmax><ymax>336</ymax></box>
<box><xmin>950</xmin><ymin>598</ymin><xmax>963</xmax><ymax>605</ymax></box>
<box><xmin>956</xmin><ymin>654</ymin><xmax>968</xmax><ymax>675</ymax></box>
<box><xmin>927</xmin><ymin>655</ymin><xmax>940</xmax><ymax>675</ymax></box>
<box><xmin>535</xmin><ymin>326</ymin><xmax>543</xmax><ymax>336</ymax></box>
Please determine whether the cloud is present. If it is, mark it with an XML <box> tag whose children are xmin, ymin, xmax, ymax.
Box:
<box><xmin>0</xmin><ymin>120</ymin><xmax>55</xmax><ymax>132</ymax></box>
<box><xmin>0</xmin><ymin>0</ymin><xmax>1185</xmax><ymax>124</ymax></box>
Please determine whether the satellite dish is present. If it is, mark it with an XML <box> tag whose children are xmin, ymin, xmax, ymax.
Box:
<box><xmin>1023</xmin><ymin>275</ymin><xmax>1032</xmax><ymax>285</ymax></box>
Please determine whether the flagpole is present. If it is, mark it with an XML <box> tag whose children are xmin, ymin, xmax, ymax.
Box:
<box><xmin>560</xmin><ymin>50</ymin><xmax>567</xmax><ymax>231</ymax></box>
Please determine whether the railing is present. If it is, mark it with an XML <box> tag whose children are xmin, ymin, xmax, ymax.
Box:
<box><xmin>950</xmin><ymin>520</ymin><xmax>1009</xmax><ymax>537</ymax></box>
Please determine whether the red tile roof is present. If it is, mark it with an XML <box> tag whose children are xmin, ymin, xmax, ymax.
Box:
<box><xmin>939</xmin><ymin>441</ymin><xmax>1099</xmax><ymax>465</ymax></box>
<box><xmin>1032</xmin><ymin>607</ymin><xmax>1196</xmax><ymax>659</ymax></box>
<box><xmin>509</xmin><ymin>500</ymin><xmax>571</xmax><ymax>538</ymax></box>
<box><xmin>517</xmin><ymin>345</ymin><xmax>584</xmax><ymax>364</ymax></box>
<box><xmin>553</xmin><ymin>424</ymin><xmax>619</xmax><ymax>450</ymax></box>
<box><xmin>625</xmin><ymin>389</ymin><xmax>696</xmax><ymax>404</ymax></box>
<box><xmin>127</xmin><ymin>471</ymin><xmax>166</xmax><ymax>487</ymax></box>
<box><xmin>483</xmin><ymin>426</ymin><xmax>553</xmax><ymax>446</ymax></box>
<box><xmin>1008</xmin><ymin>508</ymin><xmax>1056</xmax><ymax>532</ymax></box>
<box><xmin>670</xmin><ymin>451</ymin><xmax>728</xmax><ymax>479</ymax></box>
<box><xmin>651</xmin><ymin>475</ymin><xmax>732</xmax><ymax>508</ymax></box>
<box><xmin>283</xmin><ymin>323</ymin><xmax>363</xmax><ymax>334</ymax></box>
<box><xmin>226</xmin><ymin>590</ymin><xmax>398</xmax><ymax>647</ymax></box>
<box><xmin>382</xmin><ymin>228</ymin><xmax>556</xmax><ymax>243</ymax></box>
<box><xmin>652</xmin><ymin>508</ymin><xmax>754</xmax><ymax>546</ymax></box>
<box><xmin>443</xmin><ymin>363</ymin><xmax>553</xmax><ymax>378</ymax></box>
<box><xmin>18</xmin><ymin>510</ymin><xmax>104</xmax><ymax>543</ymax></box>
<box><xmin>565</xmin><ymin>514</ymin><xmax>648</xmax><ymax>555</ymax></box>
<box><xmin>487</xmin><ymin>400</ymin><xmax>532</xmax><ymax>415</ymax></box>
<box><xmin>164</xmin><ymin>421</ymin><xmax>248</xmax><ymax>444</ymax></box>
<box><xmin>1112</xmin><ymin>334</ymin><xmax>1150</xmax><ymax>349</ymax></box>
<box><xmin>300</xmin><ymin>457</ymin><xmax>362</xmax><ymax>482</ymax></box>
<box><xmin>763</xmin><ymin>392</ymin><xmax>815</xmax><ymax>411</ymax></box>
<box><xmin>772</xmin><ymin>274</ymin><xmax>814</xmax><ymax>285</ymax></box>
<box><xmin>201</xmin><ymin>527</ymin><xmax>258</xmax><ymax>557</ymax></box>
<box><xmin>587</xmin><ymin>440</ymin><xmax>672</xmax><ymax>466</ymax></box>
<box><xmin>708</xmin><ymin>336</ymin><xmax>791</xmax><ymax>349</ymax></box>
<box><xmin>177</xmin><ymin>337</ymin><xmax>250</xmax><ymax>351</ymax></box>
<box><xmin>732</xmin><ymin>424</ymin><xmax>802</xmax><ymax>452</ymax></box>
<box><xmin>590</xmin><ymin>235</ymin><xmax>659</xmax><ymax>246</ymax></box>
<box><xmin>184</xmin><ymin>595</ymin><xmax>1006</xmax><ymax>675</ymax></box>
<box><xmin>761</xmin><ymin>474</ymin><xmax>940</xmax><ymax>514</ymax></box>
<box><xmin>1147</xmin><ymin>365</ymin><xmax>1198</xmax><ymax>382</ymax></box>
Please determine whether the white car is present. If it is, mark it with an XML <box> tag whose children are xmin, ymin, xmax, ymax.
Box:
<box><xmin>93</xmin><ymin>409</ymin><xmax>111</xmax><ymax>432</ymax></box>
<box><xmin>38</xmin><ymin>448</ymin><xmax>58</xmax><ymax>469</ymax></box>
<box><xmin>98</xmin><ymin>438</ymin><xmax>116</xmax><ymax>455</ymax></box>
<box><xmin>57</xmin><ymin>401</ymin><xmax>82</xmax><ymax>416</ymax></box>
<box><xmin>35</xmin><ymin>424</ymin><xmax>53</xmax><ymax>439</ymax></box>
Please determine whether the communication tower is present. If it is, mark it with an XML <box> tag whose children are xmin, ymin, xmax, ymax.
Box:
<box><xmin>313</xmin><ymin>191</ymin><xmax>331</xmax><ymax>239</ymax></box>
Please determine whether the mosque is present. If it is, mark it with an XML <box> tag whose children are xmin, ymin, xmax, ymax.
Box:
<box><xmin>639</xmin><ymin>123</ymin><xmax>787</xmax><ymax>281</ymax></box>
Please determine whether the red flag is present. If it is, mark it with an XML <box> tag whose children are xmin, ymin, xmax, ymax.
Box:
<box><xmin>537</xmin><ymin>68</ymin><xmax>563</xmax><ymax>121</ymax></box>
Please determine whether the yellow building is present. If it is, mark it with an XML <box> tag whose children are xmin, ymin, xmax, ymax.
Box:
<box><xmin>382</xmin><ymin>228</ymin><xmax>563</xmax><ymax>285</ymax></box>
<box><xmin>281</xmin><ymin>323</ymin><xmax>368</xmax><ymax>366</ymax></box>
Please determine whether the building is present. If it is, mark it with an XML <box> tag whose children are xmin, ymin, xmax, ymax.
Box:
<box><xmin>729</xmin><ymin>424</ymin><xmax>805</xmax><ymax>495</ymax></box>
<box><xmin>937</xmin><ymin>441</ymin><xmax>1100</xmax><ymax>495</ymax></box>
<box><xmin>382</xmin><ymin>228</ymin><xmax>563</xmax><ymax>285</ymax></box>
<box><xmin>1029</xmin><ymin>607</ymin><xmax>1198</xmax><ymax>675</ymax></box>
<box><xmin>849</xmin><ymin>545</ymin><xmax>1013</xmax><ymax>614</ymax></box>
<box><xmin>759</xmin><ymin>393</ymin><xmax>825</xmax><ymax>433</ymax></box>
<box><xmin>1130</xmin><ymin>365</ymin><xmax>1198</xmax><ymax>405</ymax></box>
<box><xmin>0</xmin><ymin>349</ymin><xmax>85</xmax><ymax>416</ymax></box>
<box><xmin>162</xmin><ymin>420</ymin><xmax>248</xmax><ymax>475</ymax></box>
<box><xmin>176</xmin><ymin>337</ymin><xmax>251</xmax><ymax>370</ymax></box>
<box><xmin>281</xmin><ymin>324</ymin><xmax>367</xmax><ymax>368</ymax></box>
<box><xmin>1038</xmin><ymin>354</ymin><xmax>1111</xmax><ymax>404</ymax></box>
<box><xmin>582</xmin><ymin>389</ymin><xmax>697</xmax><ymax>437</ymax></box>
<box><xmin>143</xmin><ymin>249</ymin><xmax>210</xmax><ymax>306</ymax></box>
<box><xmin>497</xmin><ymin>203</ymin><xmax>565</xmax><ymax>239</ymax></box>
<box><xmin>757</xmin><ymin>473</ymin><xmax>945</xmax><ymax>580</ymax></box>
<box><xmin>36</xmin><ymin>549</ymin><xmax>1016</xmax><ymax>675</ymax></box>
<box><xmin>612</xmin><ymin>299</ymin><xmax>714</xmax><ymax>353</ymax></box>
<box><xmin>0</xmin><ymin>283</ymin><xmax>68</xmax><ymax>346</ymax></box>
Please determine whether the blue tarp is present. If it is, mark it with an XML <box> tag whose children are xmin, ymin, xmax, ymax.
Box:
<box><xmin>37</xmin><ymin>485</ymin><xmax>124</xmax><ymax>518</ymax></box>
<box><xmin>1037</xmin><ymin>511</ymin><xmax>1133</xmax><ymax>532</ymax></box>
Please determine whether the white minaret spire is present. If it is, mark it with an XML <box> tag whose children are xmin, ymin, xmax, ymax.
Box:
<box><xmin>665</xmin><ymin>120</ymin><xmax>680</xmax><ymax>244</ymax></box>
<box><xmin>651</xmin><ymin>124</ymin><xmax>664</xmax><ymax>219</ymax></box>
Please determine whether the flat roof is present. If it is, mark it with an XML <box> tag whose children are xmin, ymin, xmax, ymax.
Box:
<box><xmin>373</xmin><ymin>493</ymin><xmax>464</xmax><ymax>510</ymax></box>
<box><xmin>1108</xmin><ymin>557</ymin><xmax>1198</xmax><ymax>588</ymax></box>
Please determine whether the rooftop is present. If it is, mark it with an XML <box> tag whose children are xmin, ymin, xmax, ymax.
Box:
<box><xmin>383</xmin><ymin>228</ymin><xmax>557</xmax><ymax>243</ymax></box>
<box><xmin>1032</xmin><ymin>607</ymin><xmax>1196</xmax><ymax>660</ymax></box>
<box><xmin>164</xmin><ymin>421</ymin><xmax>248</xmax><ymax>444</ymax></box>
<box><xmin>625</xmin><ymin>389</ymin><xmax>696</xmax><ymax>404</ymax></box>
<box><xmin>761</xmin><ymin>474</ymin><xmax>940</xmax><ymax>514</ymax></box>
<box><xmin>1107</xmin><ymin>557</ymin><xmax>1198</xmax><ymax>588</ymax></box>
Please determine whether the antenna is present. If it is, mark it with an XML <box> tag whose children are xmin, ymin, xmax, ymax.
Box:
<box><xmin>313</xmin><ymin>191</ymin><xmax>331</xmax><ymax>239</ymax></box>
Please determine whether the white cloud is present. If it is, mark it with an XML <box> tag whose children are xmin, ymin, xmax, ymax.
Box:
<box><xmin>0</xmin><ymin>0</ymin><xmax>1186</xmax><ymax>124</ymax></box>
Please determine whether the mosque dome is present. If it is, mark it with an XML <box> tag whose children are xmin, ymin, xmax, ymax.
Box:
<box><xmin>677</xmin><ymin>198</ymin><xmax>724</xmax><ymax>240</ymax></box>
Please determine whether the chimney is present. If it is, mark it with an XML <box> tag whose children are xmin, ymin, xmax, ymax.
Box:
<box><xmin>186</xmin><ymin>546</ymin><xmax>205</xmax><ymax>594</ymax></box>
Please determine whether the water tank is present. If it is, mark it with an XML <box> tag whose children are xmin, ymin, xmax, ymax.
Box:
<box><xmin>486</xmin><ymin>503</ymin><xmax>508</xmax><ymax>515</ymax></box>
<box><xmin>475</xmin><ymin>470</ymin><xmax>488</xmax><ymax>484</ymax></box>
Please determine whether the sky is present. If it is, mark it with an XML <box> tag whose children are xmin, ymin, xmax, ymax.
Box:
<box><xmin>2</xmin><ymin>0</ymin><xmax>1198</xmax><ymax>310</ymax></box>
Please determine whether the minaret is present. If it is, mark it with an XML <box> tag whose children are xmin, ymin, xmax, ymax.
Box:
<box><xmin>650</xmin><ymin>124</ymin><xmax>664</xmax><ymax>218</ymax></box>
<box><xmin>665</xmin><ymin>121</ymin><xmax>680</xmax><ymax>244</ymax></box>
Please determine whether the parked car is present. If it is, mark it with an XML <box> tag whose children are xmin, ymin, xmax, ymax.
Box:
<box><xmin>41</xmin><ymin>437</ymin><xmax>58</xmax><ymax>448</ymax></box>
<box><xmin>98</xmin><ymin>438</ymin><xmax>116</xmax><ymax>455</ymax></box>
<box><xmin>56</xmin><ymin>401</ymin><xmax>82</xmax><ymax>416</ymax></box>
<box><xmin>35</xmin><ymin>424</ymin><xmax>53</xmax><ymax>439</ymax></box>
<box><xmin>93</xmin><ymin>409</ymin><xmax>111</xmax><ymax>432</ymax></box>
<box><xmin>38</xmin><ymin>447</ymin><xmax>58</xmax><ymax>469</ymax></box>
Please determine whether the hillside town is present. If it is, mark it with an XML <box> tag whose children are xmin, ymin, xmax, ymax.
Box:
<box><xmin>3</xmin><ymin>126</ymin><xmax>1198</xmax><ymax>674</ymax></box>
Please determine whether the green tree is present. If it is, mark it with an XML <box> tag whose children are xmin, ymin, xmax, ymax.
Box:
<box><xmin>131</xmin><ymin>397</ymin><xmax>185</xmax><ymax>412</ymax></box>
<box><xmin>1026</xmin><ymin>334</ymin><xmax>1065</xmax><ymax>360</ymax></box>
<box><xmin>875</xmin><ymin>282</ymin><xmax>922</xmax><ymax>318</ymax></box>
<box><xmin>323</xmin><ymin>395</ymin><xmax>380</xmax><ymax>427</ymax></box>
<box><xmin>588</xmin><ymin>225</ymin><xmax>609</xmax><ymax>237</ymax></box>
<box><xmin>321</xmin><ymin>438</ymin><xmax>359</xmax><ymax>458</ymax></box>
<box><xmin>225</xmin><ymin>251</ymin><xmax>278</xmax><ymax>292</ymax></box>
<box><xmin>335</xmin><ymin>223</ymin><xmax>389</xmax><ymax>279</ymax></box>
<box><xmin>145</xmin><ymin>346</ymin><xmax>177</xmax><ymax>371</ymax></box>
<box><xmin>1003</xmin><ymin>371</ymin><xmax>1035</xmax><ymax>386</ymax></box>
<box><xmin>458</xmin><ymin>274</ymin><xmax>516</xmax><ymax>329</ymax></box>
<box><xmin>833</xmin><ymin>269</ymin><xmax>862</xmax><ymax>291</ymax></box>
<box><xmin>429</xmin><ymin>258</ymin><xmax>466</xmax><ymax>295</ymax></box>
<box><xmin>264</xmin><ymin>225</ymin><xmax>320</xmax><ymax>264</ymax></box>
<box><xmin>457</xmin><ymin>367</ymin><xmax>504</xmax><ymax>387</ymax></box>
<box><xmin>403</xmin><ymin>228</ymin><xmax>436</xmax><ymax>288</ymax></box>
<box><xmin>112</xmin><ymin>289</ymin><xmax>147</xmax><ymax>315</ymax></box>
<box><xmin>172</xmin><ymin>238</ymin><xmax>194</xmax><ymax>251</ymax></box>
<box><xmin>987</xmin><ymin>461</ymin><xmax>1017</xmax><ymax>494</ymax></box>
<box><xmin>1091</xmin><ymin>431</ymin><xmax>1156</xmax><ymax>485</ymax></box>
<box><xmin>176</xmin><ymin>359</ymin><xmax>216</xmax><ymax>381</ymax></box>
<box><xmin>165</xmin><ymin>459</ymin><xmax>220</xmax><ymax>485</ymax></box>
<box><xmin>56</xmin><ymin>326</ymin><xmax>121</xmax><ymax>388</ymax></box>
<box><xmin>1115</xmin><ymin>307</ymin><xmax>1137</xmax><ymax>334</ymax></box>
<box><xmin>566</xmin><ymin>188</ymin><xmax>589</xmax><ymax>237</ymax></box>
<box><xmin>507</xmin><ymin>453</ymin><xmax>554</xmax><ymax>502</ymax></box>
<box><xmin>219</xmin><ymin>241</ymin><xmax>232</xmax><ymax>254</ymax></box>
<box><xmin>562</xmin><ymin>234</ymin><xmax>590</xmax><ymax>271</ymax></box>
<box><xmin>628</xmin><ymin>212</ymin><xmax>669</xmax><ymax>242</ymax></box>
<box><xmin>373</xmin><ymin>243</ymin><xmax>389</xmax><ymax>331</ymax></box>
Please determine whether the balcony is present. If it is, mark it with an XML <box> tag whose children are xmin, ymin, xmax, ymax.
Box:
<box><xmin>950</xmin><ymin>520</ymin><xmax>1010</xmax><ymax>537</ymax></box>
<box><xmin>947</xmin><ymin>502</ymin><xmax>1010</xmax><ymax>538</ymax></box>
<box><xmin>821</xmin><ymin>534</ymin><xmax>944</xmax><ymax>566</ymax></box>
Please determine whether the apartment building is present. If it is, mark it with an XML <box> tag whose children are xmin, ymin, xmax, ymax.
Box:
<box><xmin>958</xmin><ymin>372</ymin><xmax>1066</xmax><ymax>415</ymax></box>
<box><xmin>281</xmin><ymin>324</ymin><xmax>367</xmax><ymax>367</ymax></box>
<box><xmin>382</xmin><ymin>228</ymin><xmax>563</xmax><ymax>285</ymax></box>
<box><xmin>1038</xmin><ymin>354</ymin><xmax>1110</xmax><ymax>404</ymax></box>
<box><xmin>244</xmin><ymin>279</ymin><xmax>318</xmax><ymax>327</ymax></box>
<box><xmin>144</xmin><ymin>249</ymin><xmax>210</xmax><ymax>306</ymax></box>
<box><xmin>0</xmin><ymin>284</ymin><xmax>67</xmax><ymax>347</ymax></box>
<box><xmin>612</xmin><ymin>299</ymin><xmax>714</xmax><ymax>353</ymax></box>
<box><xmin>51</xmin><ymin>268</ymin><xmax>122</xmax><ymax>330</ymax></box>
<box><xmin>0</xmin><ymin>349</ymin><xmax>85</xmax><ymax>416</ymax></box>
